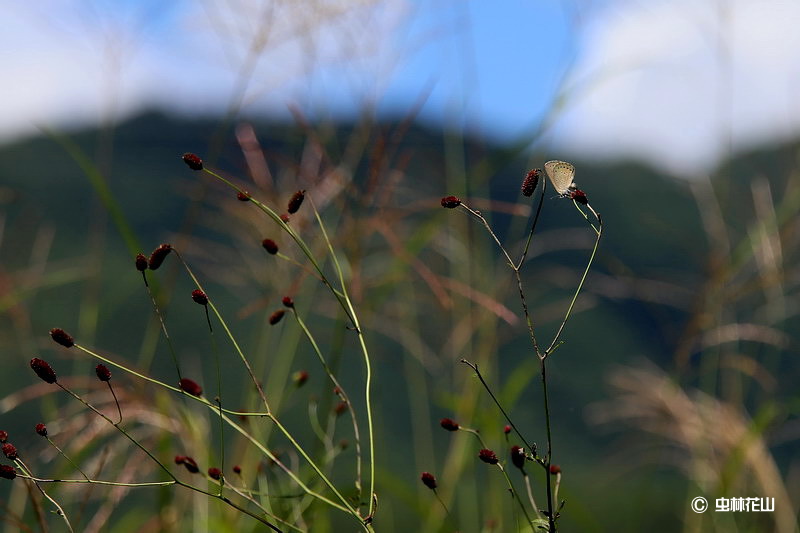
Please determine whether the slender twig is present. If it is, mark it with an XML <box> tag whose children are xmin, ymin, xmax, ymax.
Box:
<box><xmin>543</xmin><ymin>203</ymin><xmax>603</xmax><ymax>358</ymax></box>
<box><xmin>54</xmin><ymin>381</ymin><xmax>283</xmax><ymax>530</ymax></box>
<box><xmin>105</xmin><ymin>381</ymin><xmax>122</xmax><ymax>425</ymax></box>
<box><xmin>15</xmin><ymin>459</ymin><xmax>74</xmax><ymax>533</ymax></box>
<box><xmin>494</xmin><ymin>463</ymin><xmax>534</xmax><ymax>530</ymax></box>
<box><xmin>44</xmin><ymin>437</ymin><xmax>90</xmax><ymax>480</ymax></box>
<box><xmin>202</xmin><ymin>299</ymin><xmax>226</xmax><ymax>495</ymax></box>
<box><xmin>292</xmin><ymin>308</ymin><xmax>363</xmax><ymax>496</ymax></box>
<box><xmin>460</xmin><ymin>359</ymin><xmax>537</xmax><ymax>455</ymax></box>
<box><xmin>522</xmin><ymin>472</ymin><xmax>541</xmax><ymax>517</ymax></box>
<box><xmin>139</xmin><ymin>270</ymin><xmax>183</xmax><ymax>380</ymax></box>
<box><xmin>309</xmin><ymin>197</ymin><xmax>376</xmax><ymax>520</ymax></box>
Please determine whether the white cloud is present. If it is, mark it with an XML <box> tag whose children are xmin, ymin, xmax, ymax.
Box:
<box><xmin>0</xmin><ymin>0</ymin><xmax>408</xmax><ymax>142</ymax></box>
<box><xmin>549</xmin><ymin>0</ymin><xmax>800</xmax><ymax>176</ymax></box>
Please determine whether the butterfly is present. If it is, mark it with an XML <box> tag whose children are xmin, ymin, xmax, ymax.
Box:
<box><xmin>544</xmin><ymin>160</ymin><xmax>577</xmax><ymax>197</ymax></box>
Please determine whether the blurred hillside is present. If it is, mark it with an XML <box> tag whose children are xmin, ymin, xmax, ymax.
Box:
<box><xmin>0</xmin><ymin>112</ymin><xmax>798</xmax><ymax>531</ymax></box>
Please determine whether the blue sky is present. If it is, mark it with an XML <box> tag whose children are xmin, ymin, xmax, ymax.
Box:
<box><xmin>4</xmin><ymin>0</ymin><xmax>800</xmax><ymax>176</ymax></box>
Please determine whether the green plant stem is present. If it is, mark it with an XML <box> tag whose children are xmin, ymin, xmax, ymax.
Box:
<box><xmin>22</xmin><ymin>475</ymin><xmax>175</xmax><ymax>487</ymax></box>
<box><xmin>540</xmin><ymin>359</ymin><xmax>556</xmax><ymax>532</ymax></box>
<box><xmin>459</xmin><ymin>359</ymin><xmax>537</xmax><ymax>456</ymax></box>
<box><xmin>197</xmin><ymin>167</ymin><xmax>375</xmax><ymax>527</ymax></box>
<box><xmin>140</xmin><ymin>270</ymin><xmax>183</xmax><ymax>380</ymax></box>
<box><xmin>15</xmin><ymin>459</ymin><xmax>74</xmax><ymax>533</ymax></box>
<box><xmin>75</xmin><ymin>343</ymin><xmax>265</xmax><ymax>416</ymax></box>
<box><xmin>45</xmin><ymin>437</ymin><xmax>90</xmax><ymax>480</ymax></box>
<box><xmin>202</xmin><ymin>302</ymin><xmax>226</xmax><ymax>495</ymax></box>
<box><xmin>522</xmin><ymin>473</ymin><xmax>541</xmax><ymax>517</ymax></box>
<box><xmin>106</xmin><ymin>381</ymin><xmax>123</xmax><ymax>424</ymax></box>
<box><xmin>292</xmin><ymin>309</ymin><xmax>363</xmax><ymax>495</ymax></box>
<box><xmin>55</xmin><ymin>381</ymin><xmax>283</xmax><ymax>530</ymax></box>
<box><xmin>544</xmin><ymin>203</ymin><xmax>603</xmax><ymax>358</ymax></box>
<box><xmin>79</xmin><ymin>331</ymin><xmax>365</xmax><ymax>524</ymax></box>
<box><xmin>495</xmin><ymin>463</ymin><xmax>534</xmax><ymax>530</ymax></box>
<box><xmin>309</xmin><ymin>197</ymin><xmax>375</xmax><ymax>520</ymax></box>
<box><xmin>171</xmin><ymin>256</ymin><xmax>366</xmax><ymax>527</ymax></box>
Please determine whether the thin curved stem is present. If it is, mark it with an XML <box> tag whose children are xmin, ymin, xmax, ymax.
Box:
<box><xmin>544</xmin><ymin>203</ymin><xmax>603</xmax><ymax>358</ymax></box>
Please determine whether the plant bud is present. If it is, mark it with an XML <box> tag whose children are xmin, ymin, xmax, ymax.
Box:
<box><xmin>179</xmin><ymin>378</ymin><xmax>203</xmax><ymax>397</ymax></box>
<box><xmin>49</xmin><ymin>328</ymin><xmax>74</xmax><ymax>348</ymax></box>
<box><xmin>30</xmin><ymin>358</ymin><xmax>57</xmax><ymax>384</ymax></box>
<box><xmin>440</xmin><ymin>196</ymin><xmax>461</xmax><ymax>208</ymax></box>
<box><xmin>2</xmin><ymin>443</ymin><xmax>18</xmax><ymax>460</ymax></box>
<box><xmin>191</xmin><ymin>289</ymin><xmax>208</xmax><ymax>306</ymax></box>
<box><xmin>95</xmin><ymin>364</ymin><xmax>112</xmax><ymax>382</ymax></box>
<box><xmin>287</xmin><ymin>190</ymin><xmax>305</xmax><ymax>214</ymax></box>
<box><xmin>268</xmin><ymin>309</ymin><xmax>285</xmax><ymax>325</ymax></box>
<box><xmin>182</xmin><ymin>153</ymin><xmax>203</xmax><ymax>170</ymax></box>
<box><xmin>148</xmin><ymin>244</ymin><xmax>172</xmax><ymax>270</ymax></box>
<box><xmin>510</xmin><ymin>445</ymin><xmax>526</xmax><ymax>470</ymax></box>
<box><xmin>440</xmin><ymin>418</ymin><xmax>459</xmax><ymax>431</ymax></box>
<box><xmin>420</xmin><ymin>472</ymin><xmax>437</xmax><ymax>490</ymax></box>
<box><xmin>570</xmin><ymin>189</ymin><xmax>588</xmax><ymax>205</ymax></box>
<box><xmin>521</xmin><ymin>169</ymin><xmax>540</xmax><ymax>197</ymax></box>
<box><xmin>261</xmin><ymin>239</ymin><xmax>279</xmax><ymax>255</ymax></box>
<box><xmin>135</xmin><ymin>253</ymin><xmax>148</xmax><ymax>272</ymax></box>
<box><xmin>478</xmin><ymin>448</ymin><xmax>498</xmax><ymax>465</ymax></box>
<box><xmin>182</xmin><ymin>456</ymin><xmax>199</xmax><ymax>473</ymax></box>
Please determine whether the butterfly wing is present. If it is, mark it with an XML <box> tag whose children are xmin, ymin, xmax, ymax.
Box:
<box><xmin>544</xmin><ymin>160</ymin><xmax>576</xmax><ymax>195</ymax></box>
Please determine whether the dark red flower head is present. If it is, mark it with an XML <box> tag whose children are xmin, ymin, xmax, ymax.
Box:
<box><xmin>233</xmin><ymin>465</ymin><xmax>242</xmax><ymax>475</ymax></box>
<box><xmin>49</xmin><ymin>328</ymin><xmax>74</xmax><ymax>348</ymax></box>
<box><xmin>549</xmin><ymin>464</ymin><xmax>561</xmax><ymax>475</ymax></box>
<box><xmin>35</xmin><ymin>423</ymin><xmax>48</xmax><ymax>437</ymax></box>
<box><xmin>135</xmin><ymin>253</ymin><xmax>148</xmax><ymax>272</ymax></box>
<box><xmin>2</xmin><ymin>443</ymin><xmax>18</xmax><ymax>460</ymax></box>
<box><xmin>281</xmin><ymin>296</ymin><xmax>294</xmax><ymax>308</ymax></box>
<box><xmin>478</xmin><ymin>448</ymin><xmax>498</xmax><ymax>465</ymax></box>
<box><xmin>440</xmin><ymin>196</ymin><xmax>461</xmax><ymax>208</ymax></box>
<box><xmin>95</xmin><ymin>364</ymin><xmax>112</xmax><ymax>382</ymax></box>
<box><xmin>236</xmin><ymin>191</ymin><xmax>251</xmax><ymax>201</ymax></box>
<box><xmin>261</xmin><ymin>239</ymin><xmax>279</xmax><ymax>255</ymax></box>
<box><xmin>0</xmin><ymin>431</ymin><xmax>7</xmax><ymax>443</ymax></box>
<box><xmin>510</xmin><ymin>445</ymin><xmax>526</xmax><ymax>470</ymax></box>
<box><xmin>287</xmin><ymin>190</ymin><xmax>306</xmax><ymax>214</ymax></box>
<box><xmin>0</xmin><ymin>465</ymin><xmax>16</xmax><ymax>480</ymax></box>
<box><xmin>293</xmin><ymin>370</ymin><xmax>309</xmax><ymax>387</ymax></box>
<box><xmin>182</xmin><ymin>153</ymin><xmax>203</xmax><ymax>171</ymax></box>
<box><xmin>279</xmin><ymin>213</ymin><xmax>290</xmax><ymax>224</ymax></box>
<box><xmin>503</xmin><ymin>425</ymin><xmax>511</xmax><ymax>435</ymax></box>
<box><xmin>174</xmin><ymin>455</ymin><xmax>185</xmax><ymax>465</ymax></box>
<box><xmin>30</xmin><ymin>358</ymin><xmax>57</xmax><ymax>384</ymax></box>
<box><xmin>521</xmin><ymin>169</ymin><xmax>540</xmax><ymax>197</ymax></box>
<box><xmin>334</xmin><ymin>401</ymin><xmax>347</xmax><ymax>416</ymax></box>
<box><xmin>191</xmin><ymin>289</ymin><xmax>208</xmax><ymax>306</ymax></box>
<box><xmin>569</xmin><ymin>189</ymin><xmax>588</xmax><ymax>205</ymax></box>
<box><xmin>182</xmin><ymin>456</ymin><xmax>199</xmax><ymax>473</ymax></box>
<box><xmin>420</xmin><ymin>471</ymin><xmax>437</xmax><ymax>490</ymax></box>
<box><xmin>148</xmin><ymin>243</ymin><xmax>172</xmax><ymax>270</ymax></box>
<box><xmin>268</xmin><ymin>309</ymin><xmax>285</xmax><ymax>325</ymax></box>
<box><xmin>208</xmin><ymin>467</ymin><xmax>222</xmax><ymax>480</ymax></box>
<box><xmin>440</xmin><ymin>418</ymin><xmax>459</xmax><ymax>431</ymax></box>
<box><xmin>179</xmin><ymin>378</ymin><xmax>203</xmax><ymax>397</ymax></box>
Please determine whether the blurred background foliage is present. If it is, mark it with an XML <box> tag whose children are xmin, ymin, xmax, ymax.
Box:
<box><xmin>2</xmin><ymin>0</ymin><xmax>800</xmax><ymax>530</ymax></box>
<box><xmin>0</xmin><ymin>110</ymin><xmax>798</xmax><ymax>531</ymax></box>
